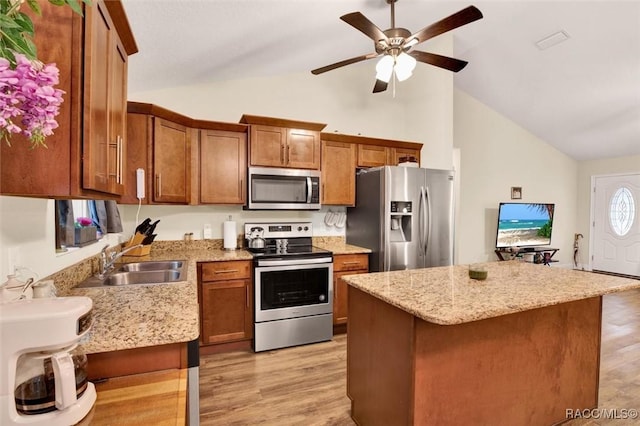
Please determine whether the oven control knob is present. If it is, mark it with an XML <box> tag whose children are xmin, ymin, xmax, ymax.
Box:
<box><xmin>304</xmin><ymin>226</ymin><xmax>309</xmax><ymax>231</ymax></box>
<box><xmin>297</xmin><ymin>226</ymin><xmax>302</xmax><ymax>231</ymax></box>
<box><xmin>319</xmin><ymin>294</ymin><xmax>325</xmax><ymax>302</ymax></box>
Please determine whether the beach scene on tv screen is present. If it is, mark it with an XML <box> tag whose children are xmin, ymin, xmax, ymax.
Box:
<box><xmin>497</xmin><ymin>203</ymin><xmax>554</xmax><ymax>247</ymax></box>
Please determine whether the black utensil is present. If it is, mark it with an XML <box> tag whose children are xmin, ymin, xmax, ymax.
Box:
<box><xmin>145</xmin><ymin>220</ymin><xmax>160</xmax><ymax>236</ymax></box>
<box><xmin>135</xmin><ymin>218</ymin><xmax>151</xmax><ymax>234</ymax></box>
<box><xmin>142</xmin><ymin>233</ymin><xmax>156</xmax><ymax>245</ymax></box>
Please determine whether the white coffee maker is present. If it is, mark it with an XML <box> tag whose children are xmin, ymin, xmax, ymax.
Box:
<box><xmin>0</xmin><ymin>297</ymin><xmax>97</xmax><ymax>425</ymax></box>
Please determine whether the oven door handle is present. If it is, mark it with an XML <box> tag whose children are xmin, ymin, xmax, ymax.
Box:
<box><xmin>256</xmin><ymin>257</ymin><xmax>333</xmax><ymax>267</ymax></box>
<box><xmin>306</xmin><ymin>177</ymin><xmax>312</xmax><ymax>204</ymax></box>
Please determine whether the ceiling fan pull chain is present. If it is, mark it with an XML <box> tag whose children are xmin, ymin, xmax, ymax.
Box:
<box><xmin>392</xmin><ymin>73</ymin><xmax>396</xmax><ymax>98</ymax></box>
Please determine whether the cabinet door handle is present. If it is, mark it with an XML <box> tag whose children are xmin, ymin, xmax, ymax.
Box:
<box><xmin>215</xmin><ymin>269</ymin><xmax>239</xmax><ymax>274</ymax></box>
<box><xmin>280</xmin><ymin>144</ymin><xmax>285</xmax><ymax>164</ymax></box>
<box><xmin>117</xmin><ymin>136</ymin><xmax>123</xmax><ymax>184</ymax></box>
<box><xmin>246</xmin><ymin>285</ymin><xmax>249</xmax><ymax>308</ymax></box>
<box><xmin>342</xmin><ymin>261</ymin><xmax>362</xmax><ymax>265</ymax></box>
<box><xmin>155</xmin><ymin>173</ymin><xmax>162</xmax><ymax>198</ymax></box>
<box><xmin>285</xmin><ymin>145</ymin><xmax>290</xmax><ymax>164</ymax></box>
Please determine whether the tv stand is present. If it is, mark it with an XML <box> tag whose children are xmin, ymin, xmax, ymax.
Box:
<box><xmin>495</xmin><ymin>247</ymin><xmax>559</xmax><ymax>265</ymax></box>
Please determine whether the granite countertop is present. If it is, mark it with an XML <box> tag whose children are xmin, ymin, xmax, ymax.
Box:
<box><xmin>70</xmin><ymin>247</ymin><xmax>253</xmax><ymax>354</ymax></box>
<box><xmin>342</xmin><ymin>261</ymin><xmax>640</xmax><ymax>325</ymax></box>
<box><xmin>313</xmin><ymin>238</ymin><xmax>372</xmax><ymax>254</ymax></box>
<box><xmin>66</xmin><ymin>238</ymin><xmax>368</xmax><ymax>354</ymax></box>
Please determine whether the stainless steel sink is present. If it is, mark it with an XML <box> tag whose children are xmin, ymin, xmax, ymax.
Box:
<box><xmin>104</xmin><ymin>270</ymin><xmax>183</xmax><ymax>285</ymax></box>
<box><xmin>118</xmin><ymin>260</ymin><xmax>184</xmax><ymax>272</ymax></box>
<box><xmin>76</xmin><ymin>260</ymin><xmax>186</xmax><ymax>288</ymax></box>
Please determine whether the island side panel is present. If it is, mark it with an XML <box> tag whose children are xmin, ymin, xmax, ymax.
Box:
<box><xmin>347</xmin><ymin>287</ymin><xmax>415</xmax><ymax>425</ymax></box>
<box><xmin>412</xmin><ymin>297</ymin><xmax>602</xmax><ymax>426</ymax></box>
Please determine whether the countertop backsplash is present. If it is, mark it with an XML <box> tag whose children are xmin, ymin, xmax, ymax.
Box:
<box><xmin>48</xmin><ymin>235</ymin><xmax>355</xmax><ymax>296</ymax></box>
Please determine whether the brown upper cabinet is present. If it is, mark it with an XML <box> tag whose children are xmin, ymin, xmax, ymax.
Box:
<box><xmin>358</xmin><ymin>143</ymin><xmax>422</xmax><ymax>168</ymax></box>
<box><xmin>153</xmin><ymin>119</ymin><xmax>191</xmax><ymax>204</ymax></box>
<box><xmin>197</xmin><ymin>124</ymin><xmax>248</xmax><ymax>205</ymax></box>
<box><xmin>357</xmin><ymin>144</ymin><xmax>388</xmax><ymax>168</ymax></box>
<box><xmin>125</xmin><ymin>103</ymin><xmax>193</xmax><ymax>204</ymax></box>
<box><xmin>123</xmin><ymin>102</ymin><xmax>249</xmax><ymax>205</ymax></box>
<box><xmin>321</xmin><ymin>140</ymin><xmax>357</xmax><ymax>206</ymax></box>
<box><xmin>0</xmin><ymin>0</ymin><xmax>137</xmax><ymax>198</ymax></box>
<box><xmin>240</xmin><ymin>115</ymin><xmax>326</xmax><ymax>170</ymax></box>
<box><xmin>320</xmin><ymin>132</ymin><xmax>423</xmax><ymax>206</ymax></box>
<box><xmin>83</xmin><ymin>0</ymin><xmax>130</xmax><ymax>196</ymax></box>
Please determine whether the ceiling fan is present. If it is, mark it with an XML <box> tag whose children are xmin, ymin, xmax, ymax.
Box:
<box><xmin>311</xmin><ymin>1</ymin><xmax>483</xmax><ymax>93</ymax></box>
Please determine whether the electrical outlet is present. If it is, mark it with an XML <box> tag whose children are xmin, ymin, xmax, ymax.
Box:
<box><xmin>203</xmin><ymin>224</ymin><xmax>212</xmax><ymax>239</ymax></box>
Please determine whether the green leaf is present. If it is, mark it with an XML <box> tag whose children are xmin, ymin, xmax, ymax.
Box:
<box><xmin>48</xmin><ymin>0</ymin><xmax>66</xmax><ymax>6</ymax></box>
<box><xmin>64</xmin><ymin>0</ymin><xmax>83</xmax><ymax>16</ymax></box>
<box><xmin>25</xmin><ymin>0</ymin><xmax>42</xmax><ymax>15</ymax></box>
<box><xmin>4</xmin><ymin>32</ymin><xmax>37</xmax><ymax>59</ymax></box>
<box><xmin>14</xmin><ymin>13</ymin><xmax>35</xmax><ymax>36</ymax></box>
<box><xmin>23</xmin><ymin>37</ymin><xmax>37</xmax><ymax>58</ymax></box>
<box><xmin>0</xmin><ymin>15</ymin><xmax>22</xmax><ymax>29</ymax></box>
<box><xmin>0</xmin><ymin>44</ymin><xmax>17</xmax><ymax>66</ymax></box>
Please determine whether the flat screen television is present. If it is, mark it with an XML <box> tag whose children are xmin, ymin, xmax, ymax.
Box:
<box><xmin>495</xmin><ymin>203</ymin><xmax>555</xmax><ymax>249</ymax></box>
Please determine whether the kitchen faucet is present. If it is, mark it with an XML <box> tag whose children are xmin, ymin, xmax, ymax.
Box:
<box><xmin>98</xmin><ymin>244</ymin><xmax>144</xmax><ymax>279</ymax></box>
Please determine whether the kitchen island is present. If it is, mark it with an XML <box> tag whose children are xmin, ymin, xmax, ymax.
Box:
<box><xmin>342</xmin><ymin>261</ymin><xmax>640</xmax><ymax>426</ymax></box>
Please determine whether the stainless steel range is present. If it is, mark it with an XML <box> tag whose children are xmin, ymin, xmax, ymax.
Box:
<box><xmin>245</xmin><ymin>222</ymin><xmax>333</xmax><ymax>352</ymax></box>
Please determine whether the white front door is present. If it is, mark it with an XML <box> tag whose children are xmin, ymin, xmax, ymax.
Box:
<box><xmin>592</xmin><ymin>174</ymin><xmax>640</xmax><ymax>277</ymax></box>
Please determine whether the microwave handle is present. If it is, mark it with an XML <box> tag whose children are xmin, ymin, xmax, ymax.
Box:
<box><xmin>306</xmin><ymin>177</ymin><xmax>312</xmax><ymax>204</ymax></box>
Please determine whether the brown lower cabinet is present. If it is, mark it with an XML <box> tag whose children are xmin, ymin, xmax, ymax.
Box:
<box><xmin>198</xmin><ymin>261</ymin><xmax>253</xmax><ymax>345</ymax></box>
<box><xmin>333</xmin><ymin>254</ymin><xmax>369</xmax><ymax>326</ymax></box>
<box><xmin>87</xmin><ymin>342</ymin><xmax>187</xmax><ymax>380</ymax></box>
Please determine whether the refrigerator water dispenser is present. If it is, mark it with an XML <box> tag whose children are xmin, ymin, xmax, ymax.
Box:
<box><xmin>390</xmin><ymin>202</ymin><xmax>412</xmax><ymax>242</ymax></box>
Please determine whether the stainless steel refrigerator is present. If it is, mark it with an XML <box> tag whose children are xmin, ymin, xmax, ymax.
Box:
<box><xmin>346</xmin><ymin>166</ymin><xmax>455</xmax><ymax>272</ymax></box>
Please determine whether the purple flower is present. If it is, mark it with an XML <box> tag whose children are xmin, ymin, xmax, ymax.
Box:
<box><xmin>0</xmin><ymin>54</ymin><xmax>64</xmax><ymax>147</ymax></box>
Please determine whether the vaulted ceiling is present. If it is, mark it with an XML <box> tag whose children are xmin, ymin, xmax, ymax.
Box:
<box><xmin>121</xmin><ymin>1</ymin><xmax>640</xmax><ymax>161</ymax></box>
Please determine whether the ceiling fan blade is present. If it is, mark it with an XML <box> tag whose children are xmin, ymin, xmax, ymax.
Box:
<box><xmin>406</xmin><ymin>5</ymin><xmax>483</xmax><ymax>47</ymax></box>
<box><xmin>410</xmin><ymin>50</ymin><xmax>468</xmax><ymax>72</ymax></box>
<box><xmin>311</xmin><ymin>52</ymin><xmax>379</xmax><ymax>75</ymax></box>
<box><xmin>341</xmin><ymin>12</ymin><xmax>389</xmax><ymax>44</ymax></box>
<box><xmin>373</xmin><ymin>79</ymin><xmax>388</xmax><ymax>93</ymax></box>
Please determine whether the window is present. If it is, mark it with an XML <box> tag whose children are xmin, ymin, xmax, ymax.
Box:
<box><xmin>55</xmin><ymin>200</ymin><xmax>123</xmax><ymax>252</ymax></box>
<box><xmin>609</xmin><ymin>187</ymin><xmax>635</xmax><ymax>237</ymax></box>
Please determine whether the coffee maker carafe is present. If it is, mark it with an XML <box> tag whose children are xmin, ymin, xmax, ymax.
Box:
<box><xmin>1</xmin><ymin>297</ymin><xmax>97</xmax><ymax>425</ymax></box>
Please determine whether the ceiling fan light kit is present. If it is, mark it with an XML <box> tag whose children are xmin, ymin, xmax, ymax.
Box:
<box><xmin>311</xmin><ymin>0</ymin><xmax>483</xmax><ymax>93</ymax></box>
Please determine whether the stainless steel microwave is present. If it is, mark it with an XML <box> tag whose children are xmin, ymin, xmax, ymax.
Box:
<box><xmin>247</xmin><ymin>167</ymin><xmax>321</xmax><ymax>210</ymax></box>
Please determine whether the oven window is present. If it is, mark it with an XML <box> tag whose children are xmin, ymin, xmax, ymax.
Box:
<box><xmin>260</xmin><ymin>267</ymin><xmax>329</xmax><ymax>310</ymax></box>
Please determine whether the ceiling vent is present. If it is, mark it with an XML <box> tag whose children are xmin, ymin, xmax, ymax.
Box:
<box><xmin>535</xmin><ymin>30</ymin><xmax>570</xmax><ymax>50</ymax></box>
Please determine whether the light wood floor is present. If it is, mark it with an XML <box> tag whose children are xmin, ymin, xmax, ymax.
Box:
<box><xmin>199</xmin><ymin>289</ymin><xmax>640</xmax><ymax>425</ymax></box>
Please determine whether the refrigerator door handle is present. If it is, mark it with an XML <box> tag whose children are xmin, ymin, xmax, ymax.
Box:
<box><xmin>419</xmin><ymin>186</ymin><xmax>426</xmax><ymax>255</ymax></box>
<box><xmin>425</xmin><ymin>186</ymin><xmax>432</xmax><ymax>255</ymax></box>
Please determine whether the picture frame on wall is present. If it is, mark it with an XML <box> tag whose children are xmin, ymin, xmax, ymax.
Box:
<box><xmin>511</xmin><ymin>187</ymin><xmax>522</xmax><ymax>200</ymax></box>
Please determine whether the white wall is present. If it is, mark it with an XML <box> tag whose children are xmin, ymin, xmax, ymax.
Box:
<box><xmin>0</xmin><ymin>37</ymin><xmax>455</xmax><ymax>280</ymax></box>
<box><xmin>128</xmin><ymin>37</ymin><xmax>455</xmax><ymax>170</ymax></box>
<box><xmin>576</xmin><ymin>155</ymin><xmax>640</xmax><ymax>269</ymax></box>
<box><xmin>0</xmin><ymin>196</ymin><xmax>124</xmax><ymax>281</ymax></box>
<box><xmin>118</xmin><ymin>204</ymin><xmax>345</xmax><ymax>242</ymax></box>
<box><xmin>453</xmin><ymin>89</ymin><xmax>578</xmax><ymax>266</ymax></box>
